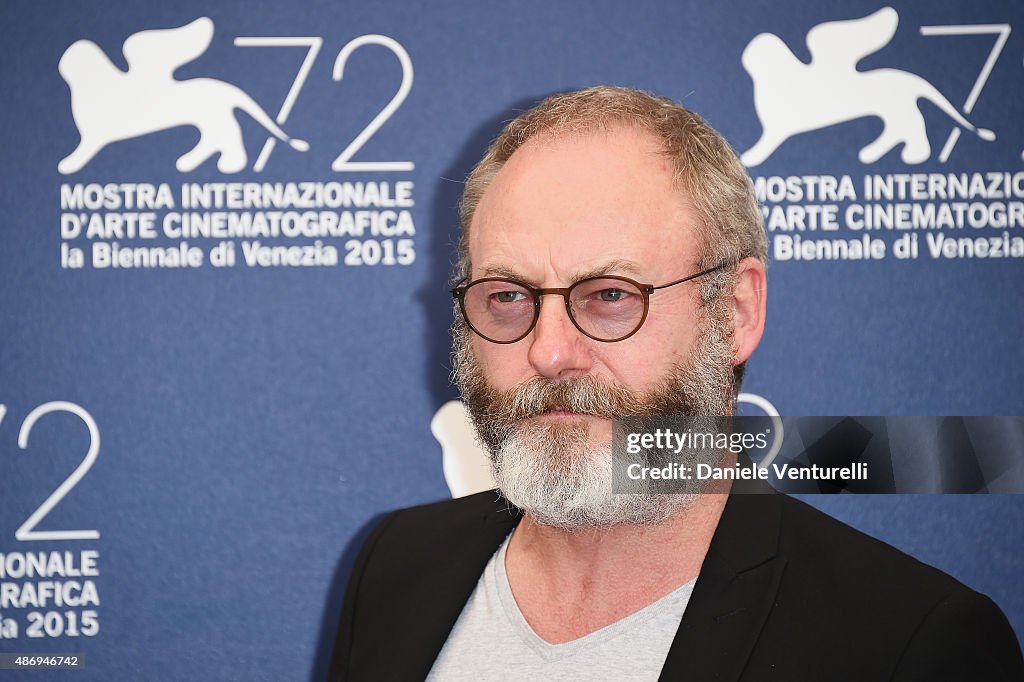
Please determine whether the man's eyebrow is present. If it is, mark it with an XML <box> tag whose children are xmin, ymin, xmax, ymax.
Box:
<box><xmin>478</xmin><ymin>263</ymin><xmax>532</xmax><ymax>281</ymax></box>
<box><xmin>570</xmin><ymin>259</ymin><xmax>644</xmax><ymax>281</ymax></box>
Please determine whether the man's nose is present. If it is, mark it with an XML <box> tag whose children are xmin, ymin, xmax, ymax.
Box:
<box><xmin>526</xmin><ymin>294</ymin><xmax>592</xmax><ymax>379</ymax></box>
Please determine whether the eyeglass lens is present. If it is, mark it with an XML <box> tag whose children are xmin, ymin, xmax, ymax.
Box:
<box><xmin>461</xmin><ymin>278</ymin><xmax>646</xmax><ymax>342</ymax></box>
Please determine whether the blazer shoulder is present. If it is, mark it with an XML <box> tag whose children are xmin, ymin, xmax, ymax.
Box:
<box><xmin>774</xmin><ymin>493</ymin><xmax>958</xmax><ymax>585</ymax></box>
<box><xmin>733</xmin><ymin>494</ymin><xmax>1023</xmax><ymax>679</ymax></box>
<box><xmin>775</xmin><ymin>494</ymin><xmax>970</xmax><ymax>594</ymax></box>
<box><xmin>774</xmin><ymin>495</ymin><xmax>1020</xmax><ymax>667</ymax></box>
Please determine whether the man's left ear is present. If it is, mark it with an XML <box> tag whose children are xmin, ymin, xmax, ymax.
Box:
<box><xmin>730</xmin><ymin>257</ymin><xmax>767</xmax><ymax>365</ymax></box>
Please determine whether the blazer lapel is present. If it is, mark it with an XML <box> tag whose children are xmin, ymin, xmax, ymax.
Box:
<box><xmin>658</xmin><ymin>492</ymin><xmax>785</xmax><ymax>681</ymax></box>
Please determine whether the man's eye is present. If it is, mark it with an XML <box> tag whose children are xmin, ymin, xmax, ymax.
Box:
<box><xmin>597</xmin><ymin>288</ymin><xmax>629</xmax><ymax>302</ymax></box>
<box><xmin>493</xmin><ymin>291</ymin><xmax>527</xmax><ymax>303</ymax></box>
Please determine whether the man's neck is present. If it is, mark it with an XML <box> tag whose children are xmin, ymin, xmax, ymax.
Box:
<box><xmin>504</xmin><ymin>490</ymin><xmax>729</xmax><ymax>644</ymax></box>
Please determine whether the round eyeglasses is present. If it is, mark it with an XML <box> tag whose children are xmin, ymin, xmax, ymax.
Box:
<box><xmin>452</xmin><ymin>262</ymin><xmax>732</xmax><ymax>344</ymax></box>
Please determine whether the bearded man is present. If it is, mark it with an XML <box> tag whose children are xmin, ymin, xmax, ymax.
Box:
<box><xmin>329</xmin><ymin>86</ymin><xmax>1022</xmax><ymax>681</ymax></box>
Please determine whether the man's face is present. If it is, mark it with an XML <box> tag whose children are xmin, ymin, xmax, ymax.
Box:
<box><xmin>455</xmin><ymin>125</ymin><xmax>737</xmax><ymax>527</ymax></box>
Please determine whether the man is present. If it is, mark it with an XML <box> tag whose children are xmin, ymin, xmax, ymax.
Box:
<box><xmin>330</xmin><ymin>86</ymin><xmax>1022</xmax><ymax>680</ymax></box>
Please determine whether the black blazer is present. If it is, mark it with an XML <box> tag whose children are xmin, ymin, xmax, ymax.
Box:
<box><xmin>330</xmin><ymin>490</ymin><xmax>1023</xmax><ymax>680</ymax></box>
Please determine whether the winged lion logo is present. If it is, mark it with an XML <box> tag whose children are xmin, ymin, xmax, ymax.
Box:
<box><xmin>740</xmin><ymin>7</ymin><xmax>995</xmax><ymax>167</ymax></box>
<box><xmin>58</xmin><ymin>17</ymin><xmax>308</xmax><ymax>174</ymax></box>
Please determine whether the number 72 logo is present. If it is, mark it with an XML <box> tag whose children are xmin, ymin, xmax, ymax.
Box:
<box><xmin>235</xmin><ymin>33</ymin><xmax>414</xmax><ymax>173</ymax></box>
<box><xmin>919</xmin><ymin>21</ymin><xmax>1011</xmax><ymax>162</ymax></box>
<box><xmin>1</xmin><ymin>402</ymin><xmax>100</xmax><ymax>541</ymax></box>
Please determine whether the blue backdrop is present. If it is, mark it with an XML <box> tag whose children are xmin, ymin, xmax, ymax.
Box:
<box><xmin>1</xmin><ymin>1</ymin><xmax>1022</xmax><ymax>679</ymax></box>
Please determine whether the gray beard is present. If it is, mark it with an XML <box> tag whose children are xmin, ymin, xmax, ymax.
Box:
<box><xmin>452</xmin><ymin>304</ymin><xmax>737</xmax><ymax>531</ymax></box>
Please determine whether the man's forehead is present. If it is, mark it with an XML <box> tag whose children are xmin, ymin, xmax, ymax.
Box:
<box><xmin>468</xmin><ymin>126</ymin><xmax>700</xmax><ymax>280</ymax></box>
<box><xmin>492</xmin><ymin>124</ymin><xmax>674</xmax><ymax>191</ymax></box>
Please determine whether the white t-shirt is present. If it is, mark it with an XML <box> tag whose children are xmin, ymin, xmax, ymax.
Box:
<box><xmin>427</xmin><ymin>533</ymin><xmax>696</xmax><ymax>681</ymax></box>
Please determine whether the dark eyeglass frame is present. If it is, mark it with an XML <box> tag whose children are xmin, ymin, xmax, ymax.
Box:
<box><xmin>451</xmin><ymin>261</ymin><xmax>733</xmax><ymax>344</ymax></box>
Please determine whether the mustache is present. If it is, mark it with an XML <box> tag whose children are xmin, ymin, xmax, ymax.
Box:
<box><xmin>483</xmin><ymin>376</ymin><xmax>662</xmax><ymax>423</ymax></box>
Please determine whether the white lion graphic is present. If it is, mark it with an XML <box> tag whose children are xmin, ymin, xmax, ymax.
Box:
<box><xmin>740</xmin><ymin>6</ymin><xmax>994</xmax><ymax>167</ymax></box>
<box><xmin>58</xmin><ymin>17</ymin><xmax>308</xmax><ymax>174</ymax></box>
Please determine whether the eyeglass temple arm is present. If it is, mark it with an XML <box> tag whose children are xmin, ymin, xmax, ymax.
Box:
<box><xmin>646</xmin><ymin>261</ymin><xmax>734</xmax><ymax>292</ymax></box>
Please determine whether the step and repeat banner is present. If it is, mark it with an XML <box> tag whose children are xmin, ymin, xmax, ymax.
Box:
<box><xmin>2</xmin><ymin>0</ymin><xmax>1022</xmax><ymax>678</ymax></box>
